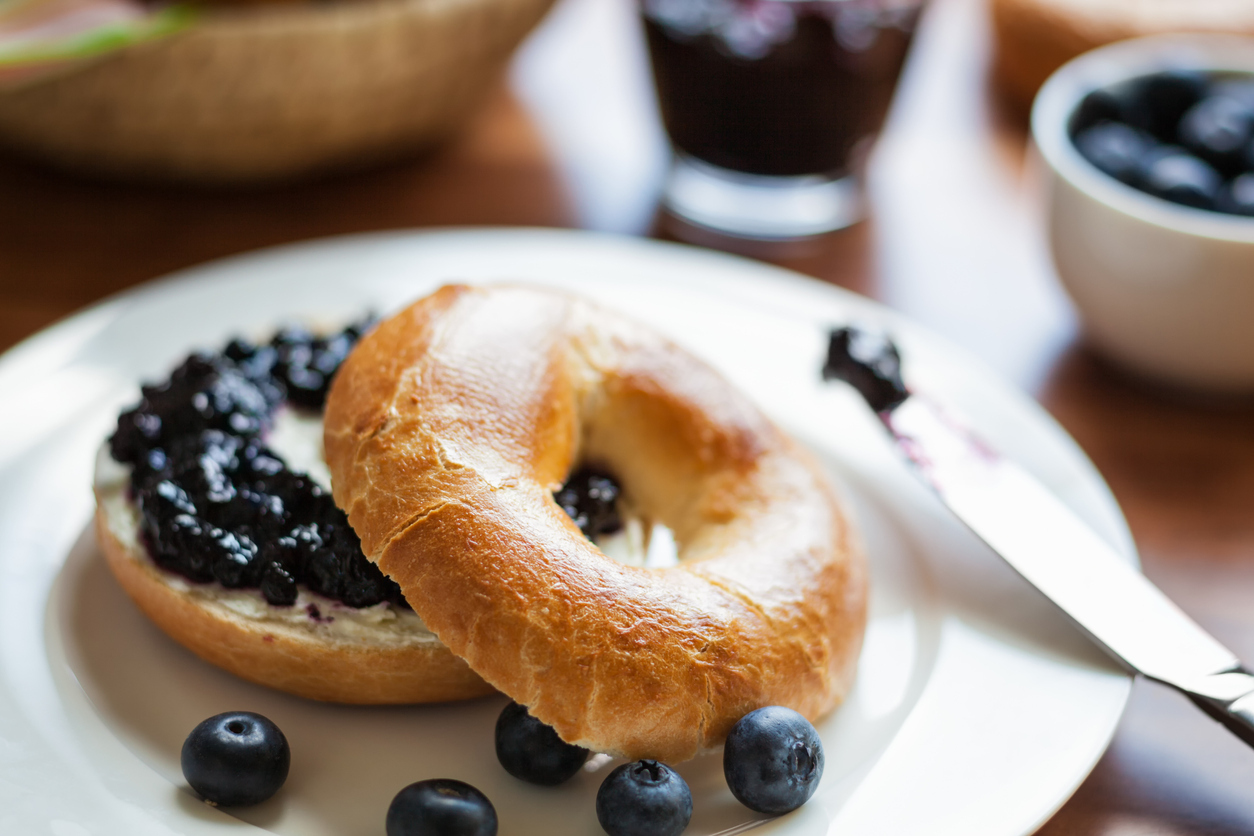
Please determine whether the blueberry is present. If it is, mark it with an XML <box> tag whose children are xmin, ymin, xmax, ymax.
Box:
<box><xmin>208</xmin><ymin>529</ymin><xmax>261</xmax><ymax>588</ymax></box>
<box><xmin>254</xmin><ymin>472</ymin><xmax>320</xmax><ymax>519</ymax></box>
<box><xmin>1220</xmin><ymin>172</ymin><xmax>1254</xmax><ymax>216</ymax></box>
<box><xmin>386</xmin><ymin>779</ymin><xmax>497</xmax><ymax>836</ymax></box>
<box><xmin>723</xmin><ymin>706</ymin><xmax>824</xmax><ymax>815</ymax></box>
<box><xmin>109</xmin><ymin>407</ymin><xmax>162</xmax><ymax>465</ymax></box>
<box><xmin>1179</xmin><ymin>96</ymin><xmax>1254</xmax><ymax>174</ymax></box>
<box><xmin>1141</xmin><ymin>148</ymin><xmax>1223</xmax><ymax>209</ymax></box>
<box><xmin>272</xmin><ymin>324</ymin><xmax>316</xmax><ymax>349</ymax></box>
<box><xmin>494</xmin><ymin>701</ymin><xmax>590</xmax><ymax>785</ymax></box>
<box><xmin>137</xmin><ymin>446</ymin><xmax>170</xmax><ymax>481</ymax></box>
<box><xmin>337</xmin><ymin>535</ymin><xmax>396</xmax><ymax>608</ymax></box>
<box><xmin>168</xmin><ymin>433</ymin><xmax>240</xmax><ymax>509</ymax></box>
<box><xmin>271</xmin><ymin>327</ymin><xmax>337</xmax><ymax>410</ymax></box>
<box><xmin>223</xmin><ymin>338</ymin><xmax>256</xmax><ymax>362</ymax></box>
<box><xmin>1073</xmin><ymin>122</ymin><xmax>1154</xmax><ymax>186</ymax></box>
<box><xmin>311</xmin><ymin>333</ymin><xmax>353</xmax><ymax>376</ymax></box>
<box><xmin>181</xmin><ymin>711</ymin><xmax>290</xmax><ymax>807</ymax></box>
<box><xmin>1122</xmin><ymin>70</ymin><xmax>1208</xmax><ymax>140</ymax></box>
<box><xmin>298</xmin><ymin>526</ymin><xmax>342</xmax><ymax>600</ymax></box>
<box><xmin>222</xmin><ymin>487</ymin><xmax>286</xmax><ymax>537</ymax></box>
<box><xmin>1070</xmin><ymin>89</ymin><xmax>1122</xmax><ymax>134</ymax></box>
<box><xmin>260</xmin><ymin>560</ymin><xmax>300</xmax><ymax>606</ymax></box>
<box><xmin>154</xmin><ymin>362</ymin><xmax>274</xmax><ymax>440</ymax></box>
<box><xmin>241</xmin><ymin>444</ymin><xmax>285</xmax><ymax>479</ymax></box>
<box><xmin>1213</xmin><ymin>77</ymin><xmax>1254</xmax><ymax>111</ymax></box>
<box><xmin>147</xmin><ymin>479</ymin><xmax>197</xmax><ymax>517</ymax></box>
<box><xmin>147</xmin><ymin>514</ymin><xmax>217</xmax><ymax>583</ymax></box>
<box><xmin>595</xmin><ymin>760</ymin><xmax>692</xmax><ymax>836</ymax></box>
<box><xmin>236</xmin><ymin>344</ymin><xmax>281</xmax><ymax>385</ymax></box>
<box><xmin>282</xmin><ymin>366</ymin><xmax>328</xmax><ymax>410</ymax></box>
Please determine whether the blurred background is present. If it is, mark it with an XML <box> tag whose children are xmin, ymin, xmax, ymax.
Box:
<box><xmin>3</xmin><ymin>0</ymin><xmax>1254</xmax><ymax>831</ymax></box>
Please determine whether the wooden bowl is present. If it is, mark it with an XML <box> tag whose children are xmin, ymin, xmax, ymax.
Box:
<box><xmin>0</xmin><ymin>0</ymin><xmax>555</xmax><ymax>183</ymax></box>
<box><xmin>991</xmin><ymin>0</ymin><xmax>1254</xmax><ymax>109</ymax></box>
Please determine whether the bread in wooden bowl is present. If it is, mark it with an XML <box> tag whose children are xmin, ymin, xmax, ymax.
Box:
<box><xmin>992</xmin><ymin>0</ymin><xmax>1254</xmax><ymax>108</ymax></box>
<box><xmin>0</xmin><ymin>0</ymin><xmax>555</xmax><ymax>183</ymax></box>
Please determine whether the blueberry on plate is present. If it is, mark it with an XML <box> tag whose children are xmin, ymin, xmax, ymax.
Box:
<box><xmin>386</xmin><ymin>779</ymin><xmax>497</xmax><ymax>836</ymax></box>
<box><xmin>495</xmin><ymin>700</ymin><xmax>590</xmax><ymax>785</ymax></box>
<box><xmin>723</xmin><ymin>706</ymin><xmax>824</xmax><ymax>815</ymax></box>
<box><xmin>181</xmin><ymin>711</ymin><xmax>290</xmax><ymax>806</ymax></box>
<box><xmin>596</xmin><ymin>760</ymin><xmax>692</xmax><ymax>836</ymax></box>
<box><xmin>1140</xmin><ymin>147</ymin><xmax>1223</xmax><ymax>209</ymax></box>
<box><xmin>1073</xmin><ymin>122</ymin><xmax>1153</xmax><ymax>186</ymax></box>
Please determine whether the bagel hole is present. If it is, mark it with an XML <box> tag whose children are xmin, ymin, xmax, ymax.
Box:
<box><xmin>597</xmin><ymin>517</ymin><xmax>679</xmax><ymax>569</ymax></box>
<box><xmin>644</xmin><ymin>523</ymin><xmax>679</xmax><ymax>568</ymax></box>
<box><xmin>554</xmin><ymin>466</ymin><xmax>678</xmax><ymax>568</ymax></box>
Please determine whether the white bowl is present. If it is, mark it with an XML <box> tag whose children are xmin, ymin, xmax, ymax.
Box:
<box><xmin>1033</xmin><ymin>34</ymin><xmax>1254</xmax><ymax>392</ymax></box>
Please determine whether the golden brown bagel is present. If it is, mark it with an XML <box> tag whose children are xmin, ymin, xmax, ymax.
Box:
<box><xmin>94</xmin><ymin>442</ymin><xmax>493</xmax><ymax>705</ymax></box>
<box><xmin>324</xmin><ymin>284</ymin><xmax>867</xmax><ymax>761</ymax></box>
<box><xmin>992</xmin><ymin>0</ymin><xmax>1254</xmax><ymax>108</ymax></box>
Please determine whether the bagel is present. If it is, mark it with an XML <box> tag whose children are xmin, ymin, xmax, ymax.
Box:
<box><xmin>94</xmin><ymin>341</ymin><xmax>494</xmax><ymax>704</ymax></box>
<box><xmin>324</xmin><ymin>284</ymin><xmax>868</xmax><ymax>761</ymax></box>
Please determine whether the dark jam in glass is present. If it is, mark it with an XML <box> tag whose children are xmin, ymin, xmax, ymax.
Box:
<box><xmin>643</xmin><ymin>0</ymin><xmax>922</xmax><ymax>178</ymax></box>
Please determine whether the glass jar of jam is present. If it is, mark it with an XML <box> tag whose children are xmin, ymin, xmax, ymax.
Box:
<box><xmin>642</xmin><ymin>0</ymin><xmax>924</xmax><ymax>238</ymax></box>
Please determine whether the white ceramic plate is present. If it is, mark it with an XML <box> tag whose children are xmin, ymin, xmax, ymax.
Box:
<box><xmin>0</xmin><ymin>229</ymin><xmax>1132</xmax><ymax>836</ymax></box>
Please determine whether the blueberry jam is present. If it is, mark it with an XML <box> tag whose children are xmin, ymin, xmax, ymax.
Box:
<box><xmin>107</xmin><ymin>319</ymin><xmax>411</xmax><ymax>610</ymax></box>
<box><xmin>111</xmin><ymin>322</ymin><xmax>630</xmax><ymax>611</ymax></box>
<box><xmin>554</xmin><ymin>469</ymin><xmax>623</xmax><ymax>539</ymax></box>
<box><xmin>643</xmin><ymin>0</ymin><xmax>922</xmax><ymax>177</ymax></box>
<box><xmin>1071</xmin><ymin>70</ymin><xmax>1254</xmax><ymax>216</ymax></box>
<box><xmin>822</xmin><ymin>326</ymin><xmax>908</xmax><ymax>413</ymax></box>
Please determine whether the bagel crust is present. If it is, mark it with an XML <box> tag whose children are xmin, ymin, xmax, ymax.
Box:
<box><xmin>324</xmin><ymin>285</ymin><xmax>867</xmax><ymax>760</ymax></box>
<box><xmin>94</xmin><ymin>446</ymin><xmax>494</xmax><ymax>705</ymax></box>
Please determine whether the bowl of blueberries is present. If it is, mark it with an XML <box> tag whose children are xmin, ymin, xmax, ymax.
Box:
<box><xmin>1033</xmin><ymin>34</ymin><xmax>1254</xmax><ymax>392</ymax></box>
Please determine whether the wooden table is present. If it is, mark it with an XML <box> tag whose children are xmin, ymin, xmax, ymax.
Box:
<box><xmin>4</xmin><ymin>0</ymin><xmax>1254</xmax><ymax>831</ymax></box>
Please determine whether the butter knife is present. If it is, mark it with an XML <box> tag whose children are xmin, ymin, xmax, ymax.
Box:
<box><xmin>822</xmin><ymin>327</ymin><xmax>1254</xmax><ymax>748</ymax></box>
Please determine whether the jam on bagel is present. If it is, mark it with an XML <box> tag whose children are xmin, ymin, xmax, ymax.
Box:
<box><xmin>94</xmin><ymin>313</ymin><xmax>648</xmax><ymax>705</ymax></box>
<box><xmin>93</xmin><ymin>317</ymin><xmax>497</xmax><ymax>705</ymax></box>
<box><xmin>106</xmin><ymin>318</ymin><xmax>411</xmax><ymax>612</ymax></box>
<box><xmin>107</xmin><ymin>322</ymin><xmax>640</xmax><ymax>613</ymax></box>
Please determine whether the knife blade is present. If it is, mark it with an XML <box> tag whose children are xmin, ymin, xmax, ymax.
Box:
<box><xmin>822</xmin><ymin>326</ymin><xmax>1254</xmax><ymax>748</ymax></box>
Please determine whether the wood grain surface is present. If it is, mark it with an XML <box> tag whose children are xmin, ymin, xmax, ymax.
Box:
<box><xmin>3</xmin><ymin>0</ymin><xmax>1254</xmax><ymax>831</ymax></box>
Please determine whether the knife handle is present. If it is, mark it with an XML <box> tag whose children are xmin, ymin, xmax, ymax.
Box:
<box><xmin>1175</xmin><ymin>668</ymin><xmax>1254</xmax><ymax>748</ymax></box>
